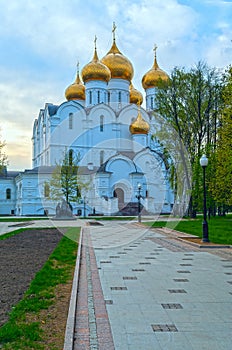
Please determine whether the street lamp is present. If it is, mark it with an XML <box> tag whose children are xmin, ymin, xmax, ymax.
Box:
<box><xmin>200</xmin><ymin>154</ymin><xmax>209</xmax><ymax>242</ymax></box>
<box><xmin>136</xmin><ymin>183</ymin><xmax>142</xmax><ymax>223</ymax></box>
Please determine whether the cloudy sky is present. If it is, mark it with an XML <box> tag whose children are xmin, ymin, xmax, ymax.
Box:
<box><xmin>0</xmin><ymin>0</ymin><xmax>231</xmax><ymax>170</ymax></box>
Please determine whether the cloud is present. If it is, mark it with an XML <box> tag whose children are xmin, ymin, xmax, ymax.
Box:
<box><xmin>0</xmin><ymin>0</ymin><xmax>231</xmax><ymax>170</ymax></box>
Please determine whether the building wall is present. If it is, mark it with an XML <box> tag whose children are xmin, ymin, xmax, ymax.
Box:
<box><xmin>0</xmin><ymin>178</ymin><xmax>16</xmax><ymax>215</ymax></box>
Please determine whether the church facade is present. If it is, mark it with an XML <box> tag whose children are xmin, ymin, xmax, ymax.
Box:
<box><xmin>0</xmin><ymin>30</ymin><xmax>174</xmax><ymax>216</ymax></box>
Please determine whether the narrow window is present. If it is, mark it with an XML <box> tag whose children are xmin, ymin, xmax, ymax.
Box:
<box><xmin>118</xmin><ymin>91</ymin><xmax>121</xmax><ymax>103</ymax></box>
<box><xmin>69</xmin><ymin>113</ymin><xmax>73</xmax><ymax>129</ymax></box>
<box><xmin>89</xmin><ymin>91</ymin><xmax>92</xmax><ymax>104</ymax></box>
<box><xmin>151</xmin><ymin>97</ymin><xmax>154</xmax><ymax>109</ymax></box>
<box><xmin>108</xmin><ymin>92</ymin><xmax>110</xmax><ymax>103</ymax></box>
<box><xmin>44</xmin><ymin>183</ymin><xmax>50</xmax><ymax>198</ymax></box>
<box><xmin>100</xmin><ymin>115</ymin><xmax>104</xmax><ymax>132</ymax></box>
<box><xmin>69</xmin><ymin>149</ymin><xmax>73</xmax><ymax>166</ymax></box>
<box><xmin>97</xmin><ymin>91</ymin><xmax>100</xmax><ymax>103</ymax></box>
<box><xmin>6</xmin><ymin>188</ymin><xmax>11</xmax><ymax>200</ymax></box>
<box><xmin>100</xmin><ymin>150</ymin><xmax>104</xmax><ymax>165</ymax></box>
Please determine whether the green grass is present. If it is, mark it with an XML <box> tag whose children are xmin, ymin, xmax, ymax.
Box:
<box><xmin>145</xmin><ymin>215</ymin><xmax>232</xmax><ymax>245</ymax></box>
<box><xmin>0</xmin><ymin>227</ymin><xmax>80</xmax><ymax>350</ymax></box>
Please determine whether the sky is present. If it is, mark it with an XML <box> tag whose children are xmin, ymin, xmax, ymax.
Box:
<box><xmin>0</xmin><ymin>0</ymin><xmax>231</xmax><ymax>171</ymax></box>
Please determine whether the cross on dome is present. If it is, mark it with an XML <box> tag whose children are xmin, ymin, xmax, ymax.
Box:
<box><xmin>94</xmin><ymin>35</ymin><xmax>97</xmax><ymax>49</ymax></box>
<box><xmin>112</xmin><ymin>22</ymin><xmax>117</xmax><ymax>40</ymax></box>
<box><xmin>153</xmin><ymin>44</ymin><xmax>158</xmax><ymax>57</ymax></box>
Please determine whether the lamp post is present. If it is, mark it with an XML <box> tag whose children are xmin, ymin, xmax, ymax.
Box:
<box><xmin>200</xmin><ymin>154</ymin><xmax>209</xmax><ymax>242</ymax></box>
<box><xmin>136</xmin><ymin>183</ymin><xmax>142</xmax><ymax>223</ymax></box>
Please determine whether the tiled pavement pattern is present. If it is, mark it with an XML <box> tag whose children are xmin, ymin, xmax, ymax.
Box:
<box><xmin>89</xmin><ymin>222</ymin><xmax>232</xmax><ymax>350</ymax></box>
<box><xmin>73</xmin><ymin>227</ymin><xmax>115</xmax><ymax>350</ymax></box>
<box><xmin>1</xmin><ymin>219</ymin><xmax>232</xmax><ymax>349</ymax></box>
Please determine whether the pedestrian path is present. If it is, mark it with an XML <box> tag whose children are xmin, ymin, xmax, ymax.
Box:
<box><xmin>90</xmin><ymin>222</ymin><xmax>232</xmax><ymax>350</ymax></box>
<box><xmin>1</xmin><ymin>218</ymin><xmax>231</xmax><ymax>349</ymax></box>
<box><xmin>0</xmin><ymin>218</ymin><xmax>86</xmax><ymax>236</ymax></box>
<box><xmin>73</xmin><ymin>227</ymin><xmax>114</xmax><ymax>350</ymax></box>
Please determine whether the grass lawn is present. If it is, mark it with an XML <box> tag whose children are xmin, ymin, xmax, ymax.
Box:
<box><xmin>145</xmin><ymin>214</ymin><xmax>232</xmax><ymax>245</ymax></box>
<box><xmin>0</xmin><ymin>227</ymin><xmax>80</xmax><ymax>350</ymax></box>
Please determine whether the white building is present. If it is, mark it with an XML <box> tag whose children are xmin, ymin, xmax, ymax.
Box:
<box><xmin>0</xmin><ymin>30</ymin><xmax>174</xmax><ymax>216</ymax></box>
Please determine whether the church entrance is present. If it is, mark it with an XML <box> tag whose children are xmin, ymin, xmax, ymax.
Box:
<box><xmin>113</xmin><ymin>188</ymin><xmax>124</xmax><ymax>210</ymax></box>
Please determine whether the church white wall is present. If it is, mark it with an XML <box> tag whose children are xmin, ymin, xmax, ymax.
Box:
<box><xmin>15</xmin><ymin>172</ymin><xmax>57</xmax><ymax>216</ymax></box>
<box><xmin>133</xmin><ymin>150</ymin><xmax>166</xmax><ymax>212</ymax></box>
<box><xmin>145</xmin><ymin>87</ymin><xmax>156</xmax><ymax>111</ymax></box>
<box><xmin>85</xmin><ymin>80</ymin><xmax>108</xmax><ymax>107</ymax></box>
<box><xmin>0</xmin><ymin>179</ymin><xmax>16</xmax><ymax>215</ymax></box>
<box><xmin>108</xmin><ymin>79</ymin><xmax>130</xmax><ymax>111</ymax></box>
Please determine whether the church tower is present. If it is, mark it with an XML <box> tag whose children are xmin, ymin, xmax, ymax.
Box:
<box><xmin>81</xmin><ymin>37</ymin><xmax>111</xmax><ymax>107</ymax></box>
<box><xmin>101</xmin><ymin>23</ymin><xmax>134</xmax><ymax>111</ymax></box>
<box><xmin>129</xmin><ymin>102</ymin><xmax>150</xmax><ymax>150</ymax></box>
<box><xmin>65</xmin><ymin>62</ymin><xmax>86</xmax><ymax>106</ymax></box>
<box><xmin>142</xmin><ymin>45</ymin><xmax>169</xmax><ymax>111</ymax></box>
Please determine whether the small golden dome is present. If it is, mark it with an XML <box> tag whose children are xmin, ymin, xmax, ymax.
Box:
<box><xmin>130</xmin><ymin>83</ymin><xmax>143</xmax><ymax>105</ymax></box>
<box><xmin>129</xmin><ymin>106</ymin><xmax>150</xmax><ymax>135</ymax></box>
<box><xmin>101</xmin><ymin>24</ymin><xmax>134</xmax><ymax>81</ymax></box>
<box><xmin>81</xmin><ymin>38</ymin><xmax>111</xmax><ymax>83</ymax></box>
<box><xmin>65</xmin><ymin>66</ymin><xmax>85</xmax><ymax>101</ymax></box>
<box><xmin>142</xmin><ymin>46</ymin><xmax>169</xmax><ymax>89</ymax></box>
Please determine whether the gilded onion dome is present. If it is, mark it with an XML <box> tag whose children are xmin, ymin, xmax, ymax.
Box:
<box><xmin>101</xmin><ymin>23</ymin><xmax>134</xmax><ymax>81</ymax></box>
<box><xmin>142</xmin><ymin>45</ymin><xmax>169</xmax><ymax>89</ymax></box>
<box><xmin>129</xmin><ymin>105</ymin><xmax>150</xmax><ymax>135</ymax></box>
<box><xmin>129</xmin><ymin>83</ymin><xmax>143</xmax><ymax>105</ymax></box>
<box><xmin>81</xmin><ymin>37</ymin><xmax>111</xmax><ymax>83</ymax></box>
<box><xmin>65</xmin><ymin>64</ymin><xmax>85</xmax><ymax>101</ymax></box>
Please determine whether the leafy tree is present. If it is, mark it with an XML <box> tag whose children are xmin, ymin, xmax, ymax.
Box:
<box><xmin>0</xmin><ymin>134</ymin><xmax>8</xmax><ymax>174</ymax></box>
<box><xmin>210</xmin><ymin>66</ymin><xmax>232</xmax><ymax>208</ymax></box>
<box><xmin>49</xmin><ymin>150</ymin><xmax>82</xmax><ymax>204</ymax></box>
<box><xmin>154</xmin><ymin>62</ymin><xmax>222</xmax><ymax>217</ymax></box>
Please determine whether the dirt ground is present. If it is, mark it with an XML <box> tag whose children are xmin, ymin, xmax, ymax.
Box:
<box><xmin>0</xmin><ymin>228</ymin><xmax>63</xmax><ymax>327</ymax></box>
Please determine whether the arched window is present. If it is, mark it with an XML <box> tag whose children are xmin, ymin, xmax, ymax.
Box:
<box><xmin>44</xmin><ymin>183</ymin><xmax>50</xmax><ymax>198</ymax></box>
<box><xmin>6</xmin><ymin>188</ymin><xmax>11</xmax><ymax>200</ymax></box>
<box><xmin>97</xmin><ymin>91</ymin><xmax>100</xmax><ymax>103</ymax></box>
<box><xmin>69</xmin><ymin>149</ymin><xmax>73</xmax><ymax>165</ymax></box>
<box><xmin>100</xmin><ymin>115</ymin><xmax>104</xmax><ymax>132</ymax></box>
<box><xmin>69</xmin><ymin>113</ymin><xmax>73</xmax><ymax>129</ymax></box>
<box><xmin>100</xmin><ymin>150</ymin><xmax>104</xmax><ymax>165</ymax></box>
<box><xmin>89</xmin><ymin>91</ymin><xmax>92</xmax><ymax>104</ymax></box>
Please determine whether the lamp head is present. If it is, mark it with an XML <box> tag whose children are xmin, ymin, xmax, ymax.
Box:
<box><xmin>200</xmin><ymin>154</ymin><xmax>208</xmax><ymax>167</ymax></box>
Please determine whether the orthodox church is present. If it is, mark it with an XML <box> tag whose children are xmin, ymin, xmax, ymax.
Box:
<box><xmin>0</xmin><ymin>26</ymin><xmax>174</xmax><ymax>216</ymax></box>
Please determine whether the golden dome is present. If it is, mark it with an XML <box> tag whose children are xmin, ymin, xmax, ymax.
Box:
<box><xmin>65</xmin><ymin>66</ymin><xmax>85</xmax><ymax>101</ymax></box>
<box><xmin>101</xmin><ymin>24</ymin><xmax>134</xmax><ymax>81</ymax></box>
<box><xmin>130</xmin><ymin>83</ymin><xmax>143</xmax><ymax>105</ymax></box>
<box><xmin>142</xmin><ymin>46</ymin><xmax>169</xmax><ymax>89</ymax></box>
<box><xmin>81</xmin><ymin>38</ymin><xmax>111</xmax><ymax>83</ymax></box>
<box><xmin>129</xmin><ymin>106</ymin><xmax>150</xmax><ymax>135</ymax></box>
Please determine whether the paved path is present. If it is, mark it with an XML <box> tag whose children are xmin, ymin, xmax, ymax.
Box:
<box><xmin>88</xmin><ymin>222</ymin><xmax>232</xmax><ymax>350</ymax></box>
<box><xmin>73</xmin><ymin>227</ymin><xmax>114</xmax><ymax>350</ymax></box>
<box><xmin>1</xmin><ymin>219</ymin><xmax>232</xmax><ymax>349</ymax></box>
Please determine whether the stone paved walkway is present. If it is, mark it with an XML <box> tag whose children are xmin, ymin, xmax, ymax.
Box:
<box><xmin>89</xmin><ymin>222</ymin><xmax>232</xmax><ymax>350</ymax></box>
<box><xmin>73</xmin><ymin>227</ymin><xmax>114</xmax><ymax>350</ymax></box>
<box><xmin>1</xmin><ymin>219</ymin><xmax>231</xmax><ymax>349</ymax></box>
